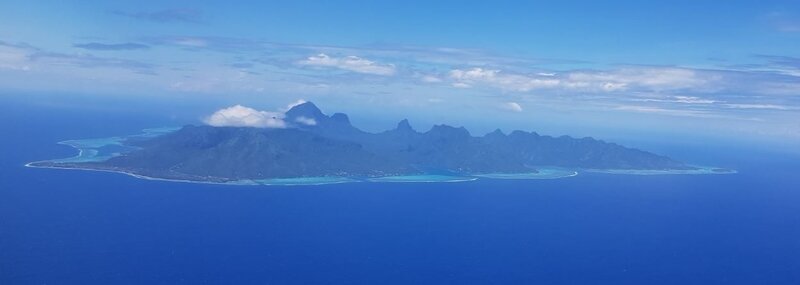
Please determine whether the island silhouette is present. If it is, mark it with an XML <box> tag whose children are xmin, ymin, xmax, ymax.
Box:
<box><xmin>28</xmin><ymin>102</ymin><xmax>728</xmax><ymax>185</ymax></box>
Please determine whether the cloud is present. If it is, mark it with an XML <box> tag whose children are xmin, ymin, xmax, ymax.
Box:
<box><xmin>204</xmin><ymin>101</ymin><xmax>318</xmax><ymax>128</ymax></box>
<box><xmin>29</xmin><ymin>52</ymin><xmax>155</xmax><ymax>73</ymax></box>
<box><xmin>449</xmin><ymin>68</ymin><xmax>560</xmax><ymax>92</ymax></box>
<box><xmin>109</xmin><ymin>35</ymin><xmax>791</xmax><ymax>104</ymax></box>
<box><xmin>452</xmin><ymin>82</ymin><xmax>471</xmax><ymax>88</ymax></box>
<box><xmin>73</xmin><ymin>42</ymin><xmax>149</xmax><ymax>51</ymax></box>
<box><xmin>128</xmin><ymin>35</ymin><xmax>791</xmax><ymax>102</ymax></box>
<box><xmin>725</xmin><ymin>104</ymin><xmax>792</xmax><ymax>110</ymax></box>
<box><xmin>297</xmin><ymin>53</ymin><xmax>396</xmax><ymax>75</ymax></box>
<box><xmin>613</xmin><ymin>105</ymin><xmax>768</xmax><ymax>121</ymax></box>
<box><xmin>420</xmin><ymin>75</ymin><xmax>442</xmax><ymax>83</ymax></box>
<box><xmin>673</xmin><ymin>96</ymin><xmax>715</xmax><ymax>104</ymax></box>
<box><xmin>3</xmin><ymin>36</ymin><xmax>799</xmax><ymax>130</ymax></box>
<box><xmin>614</xmin><ymin>105</ymin><xmax>713</xmax><ymax>118</ymax></box>
<box><xmin>448</xmin><ymin>66</ymin><xmax>717</xmax><ymax>93</ymax></box>
<box><xmin>229</xmin><ymin>62</ymin><xmax>254</xmax><ymax>69</ymax></box>
<box><xmin>112</xmin><ymin>9</ymin><xmax>204</xmax><ymax>23</ymax></box>
<box><xmin>204</xmin><ymin>105</ymin><xmax>286</xmax><ymax>128</ymax></box>
<box><xmin>755</xmin><ymin>55</ymin><xmax>800</xmax><ymax>69</ymax></box>
<box><xmin>601</xmin><ymin>82</ymin><xmax>627</xmax><ymax>91</ymax></box>
<box><xmin>744</xmin><ymin>55</ymin><xmax>800</xmax><ymax>77</ymax></box>
<box><xmin>635</xmin><ymin>95</ymin><xmax>716</xmax><ymax>104</ymax></box>
<box><xmin>285</xmin><ymin>99</ymin><xmax>308</xmax><ymax>110</ymax></box>
<box><xmin>501</xmin><ymin>102</ymin><xmax>523</xmax><ymax>112</ymax></box>
<box><xmin>168</xmin><ymin>69</ymin><xmax>270</xmax><ymax>93</ymax></box>
<box><xmin>0</xmin><ymin>41</ymin><xmax>155</xmax><ymax>73</ymax></box>
<box><xmin>0</xmin><ymin>41</ymin><xmax>34</xmax><ymax>70</ymax></box>
<box><xmin>295</xmin><ymin>116</ymin><xmax>317</xmax><ymax>126</ymax></box>
<box><xmin>566</xmin><ymin>68</ymin><xmax>714</xmax><ymax>92</ymax></box>
<box><xmin>169</xmin><ymin>37</ymin><xmax>210</xmax><ymax>48</ymax></box>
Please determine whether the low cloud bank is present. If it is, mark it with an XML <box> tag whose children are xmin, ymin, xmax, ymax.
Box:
<box><xmin>204</xmin><ymin>105</ymin><xmax>287</xmax><ymax>128</ymax></box>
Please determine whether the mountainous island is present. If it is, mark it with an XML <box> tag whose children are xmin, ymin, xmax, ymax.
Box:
<box><xmin>31</xmin><ymin>102</ymin><xmax>698</xmax><ymax>183</ymax></box>
<box><xmin>33</xmin><ymin>102</ymin><xmax>693</xmax><ymax>182</ymax></box>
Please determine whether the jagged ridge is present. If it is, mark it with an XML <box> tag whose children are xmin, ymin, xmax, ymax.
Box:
<box><xmin>95</xmin><ymin>102</ymin><xmax>689</xmax><ymax>181</ymax></box>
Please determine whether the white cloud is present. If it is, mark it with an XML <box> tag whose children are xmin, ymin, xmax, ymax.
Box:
<box><xmin>0</xmin><ymin>41</ymin><xmax>156</xmax><ymax>75</ymax></box>
<box><xmin>168</xmin><ymin>69</ymin><xmax>270</xmax><ymax>93</ymax></box>
<box><xmin>172</xmin><ymin>37</ymin><xmax>209</xmax><ymax>47</ymax></box>
<box><xmin>614</xmin><ymin>105</ymin><xmax>713</xmax><ymax>118</ymax></box>
<box><xmin>295</xmin><ymin>116</ymin><xmax>317</xmax><ymax>126</ymax></box>
<box><xmin>4</xmin><ymin>37</ymin><xmax>799</xmax><ymax>133</ymax></box>
<box><xmin>204</xmin><ymin>105</ymin><xmax>287</xmax><ymax>128</ymax></box>
<box><xmin>673</xmin><ymin>96</ymin><xmax>715</xmax><ymax>104</ymax></box>
<box><xmin>204</xmin><ymin>100</ymin><xmax>321</xmax><ymax>128</ymax></box>
<box><xmin>501</xmin><ymin>102</ymin><xmax>523</xmax><ymax>112</ymax></box>
<box><xmin>298</xmin><ymin>53</ymin><xmax>396</xmax><ymax>75</ymax></box>
<box><xmin>614</xmin><ymin>105</ymin><xmax>768</xmax><ymax>121</ymax></box>
<box><xmin>566</xmin><ymin>67</ymin><xmax>714</xmax><ymax>92</ymax></box>
<box><xmin>285</xmin><ymin>99</ymin><xmax>308</xmax><ymax>110</ymax></box>
<box><xmin>602</xmin><ymin>82</ymin><xmax>627</xmax><ymax>91</ymax></box>
<box><xmin>635</xmin><ymin>95</ymin><xmax>716</xmax><ymax>104</ymax></box>
<box><xmin>449</xmin><ymin>68</ymin><xmax>560</xmax><ymax>92</ymax></box>
<box><xmin>420</xmin><ymin>75</ymin><xmax>442</xmax><ymax>83</ymax></box>
<box><xmin>448</xmin><ymin>67</ymin><xmax>715</xmax><ymax>93</ymax></box>
<box><xmin>725</xmin><ymin>104</ymin><xmax>791</xmax><ymax>110</ymax></box>
<box><xmin>0</xmin><ymin>43</ymin><xmax>32</xmax><ymax>71</ymax></box>
<box><xmin>452</xmin><ymin>82</ymin><xmax>471</xmax><ymax>88</ymax></box>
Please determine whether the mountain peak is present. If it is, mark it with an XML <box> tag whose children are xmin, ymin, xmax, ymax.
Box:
<box><xmin>509</xmin><ymin>130</ymin><xmax>539</xmax><ymax>138</ymax></box>
<box><xmin>396</xmin><ymin>119</ymin><xmax>414</xmax><ymax>132</ymax></box>
<box><xmin>427</xmin><ymin>124</ymin><xmax>471</xmax><ymax>139</ymax></box>
<box><xmin>330</xmin><ymin>113</ymin><xmax>351</xmax><ymax>124</ymax></box>
<box><xmin>286</xmin><ymin>101</ymin><xmax>324</xmax><ymax>120</ymax></box>
<box><xmin>485</xmin><ymin>128</ymin><xmax>506</xmax><ymax>138</ymax></box>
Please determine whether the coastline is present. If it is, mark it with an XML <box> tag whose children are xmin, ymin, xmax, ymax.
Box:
<box><xmin>474</xmin><ymin>169</ymin><xmax>579</xmax><ymax>180</ymax></box>
<box><xmin>25</xmin><ymin>162</ymin><xmax>482</xmax><ymax>186</ymax></box>
<box><xmin>367</xmin><ymin>175</ymin><xmax>479</xmax><ymax>183</ymax></box>
<box><xmin>26</xmin><ymin>161</ymin><xmax>737</xmax><ymax>187</ymax></box>
<box><xmin>25</xmin><ymin>161</ymin><xmax>250</xmax><ymax>186</ymax></box>
<box><xmin>584</xmin><ymin>166</ymin><xmax>738</xmax><ymax>175</ymax></box>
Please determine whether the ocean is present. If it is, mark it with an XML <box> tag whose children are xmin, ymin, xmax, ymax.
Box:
<box><xmin>2</xmin><ymin>98</ymin><xmax>799</xmax><ymax>284</ymax></box>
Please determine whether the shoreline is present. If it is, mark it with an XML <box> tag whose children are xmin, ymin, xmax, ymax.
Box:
<box><xmin>584</xmin><ymin>166</ymin><xmax>738</xmax><ymax>175</ymax></box>
<box><xmin>26</xmin><ymin>161</ymin><xmax>736</xmax><ymax>187</ymax></box>
<box><xmin>25</xmin><ymin>162</ymin><xmax>483</xmax><ymax>186</ymax></box>
<box><xmin>475</xmin><ymin>171</ymin><xmax>579</xmax><ymax>180</ymax></box>
<box><xmin>25</xmin><ymin>162</ymin><xmax>250</xmax><ymax>186</ymax></box>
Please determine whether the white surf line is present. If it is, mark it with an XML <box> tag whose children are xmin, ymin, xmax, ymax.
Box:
<box><xmin>25</xmin><ymin>162</ymin><xmax>373</xmax><ymax>187</ymax></box>
<box><xmin>367</xmin><ymin>177</ymin><xmax>479</xmax><ymax>183</ymax></box>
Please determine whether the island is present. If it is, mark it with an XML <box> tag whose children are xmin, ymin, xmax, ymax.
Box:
<box><xmin>27</xmin><ymin>102</ymin><xmax>733</xmax><ymax>185</ymax></box>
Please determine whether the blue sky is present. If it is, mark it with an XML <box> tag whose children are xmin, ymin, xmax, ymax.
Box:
<box><xmin>1</xmin><ymin>0</ymin><xmax>799</xmax><ymax>148</ymax></box>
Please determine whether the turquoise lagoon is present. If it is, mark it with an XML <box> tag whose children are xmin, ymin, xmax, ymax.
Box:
<box><xmin>475</xmin><ymin>168</ymin><xmax>578</xmax><ymax>180</ymax></box>
<box><xmin>44</xmin><ymin>127</ymin><xmax>180</xmax><ymax>164</ymax></box>
<box><xmin>586</xmin><ymin>167</ymin><xmax>737</xmax><ymax>175</ymax></box>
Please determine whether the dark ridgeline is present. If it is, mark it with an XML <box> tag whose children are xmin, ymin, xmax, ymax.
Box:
<box><xmin>95</xmin><ymin>102</ymin><xmax>689</xmax><ymax>181</ymax></box>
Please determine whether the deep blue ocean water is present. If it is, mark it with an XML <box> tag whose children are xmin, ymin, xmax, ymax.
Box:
<box><xmin>2</xmin><ymin>97</ymin><xmax>800</xmax><ymax>284</ymax></box>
